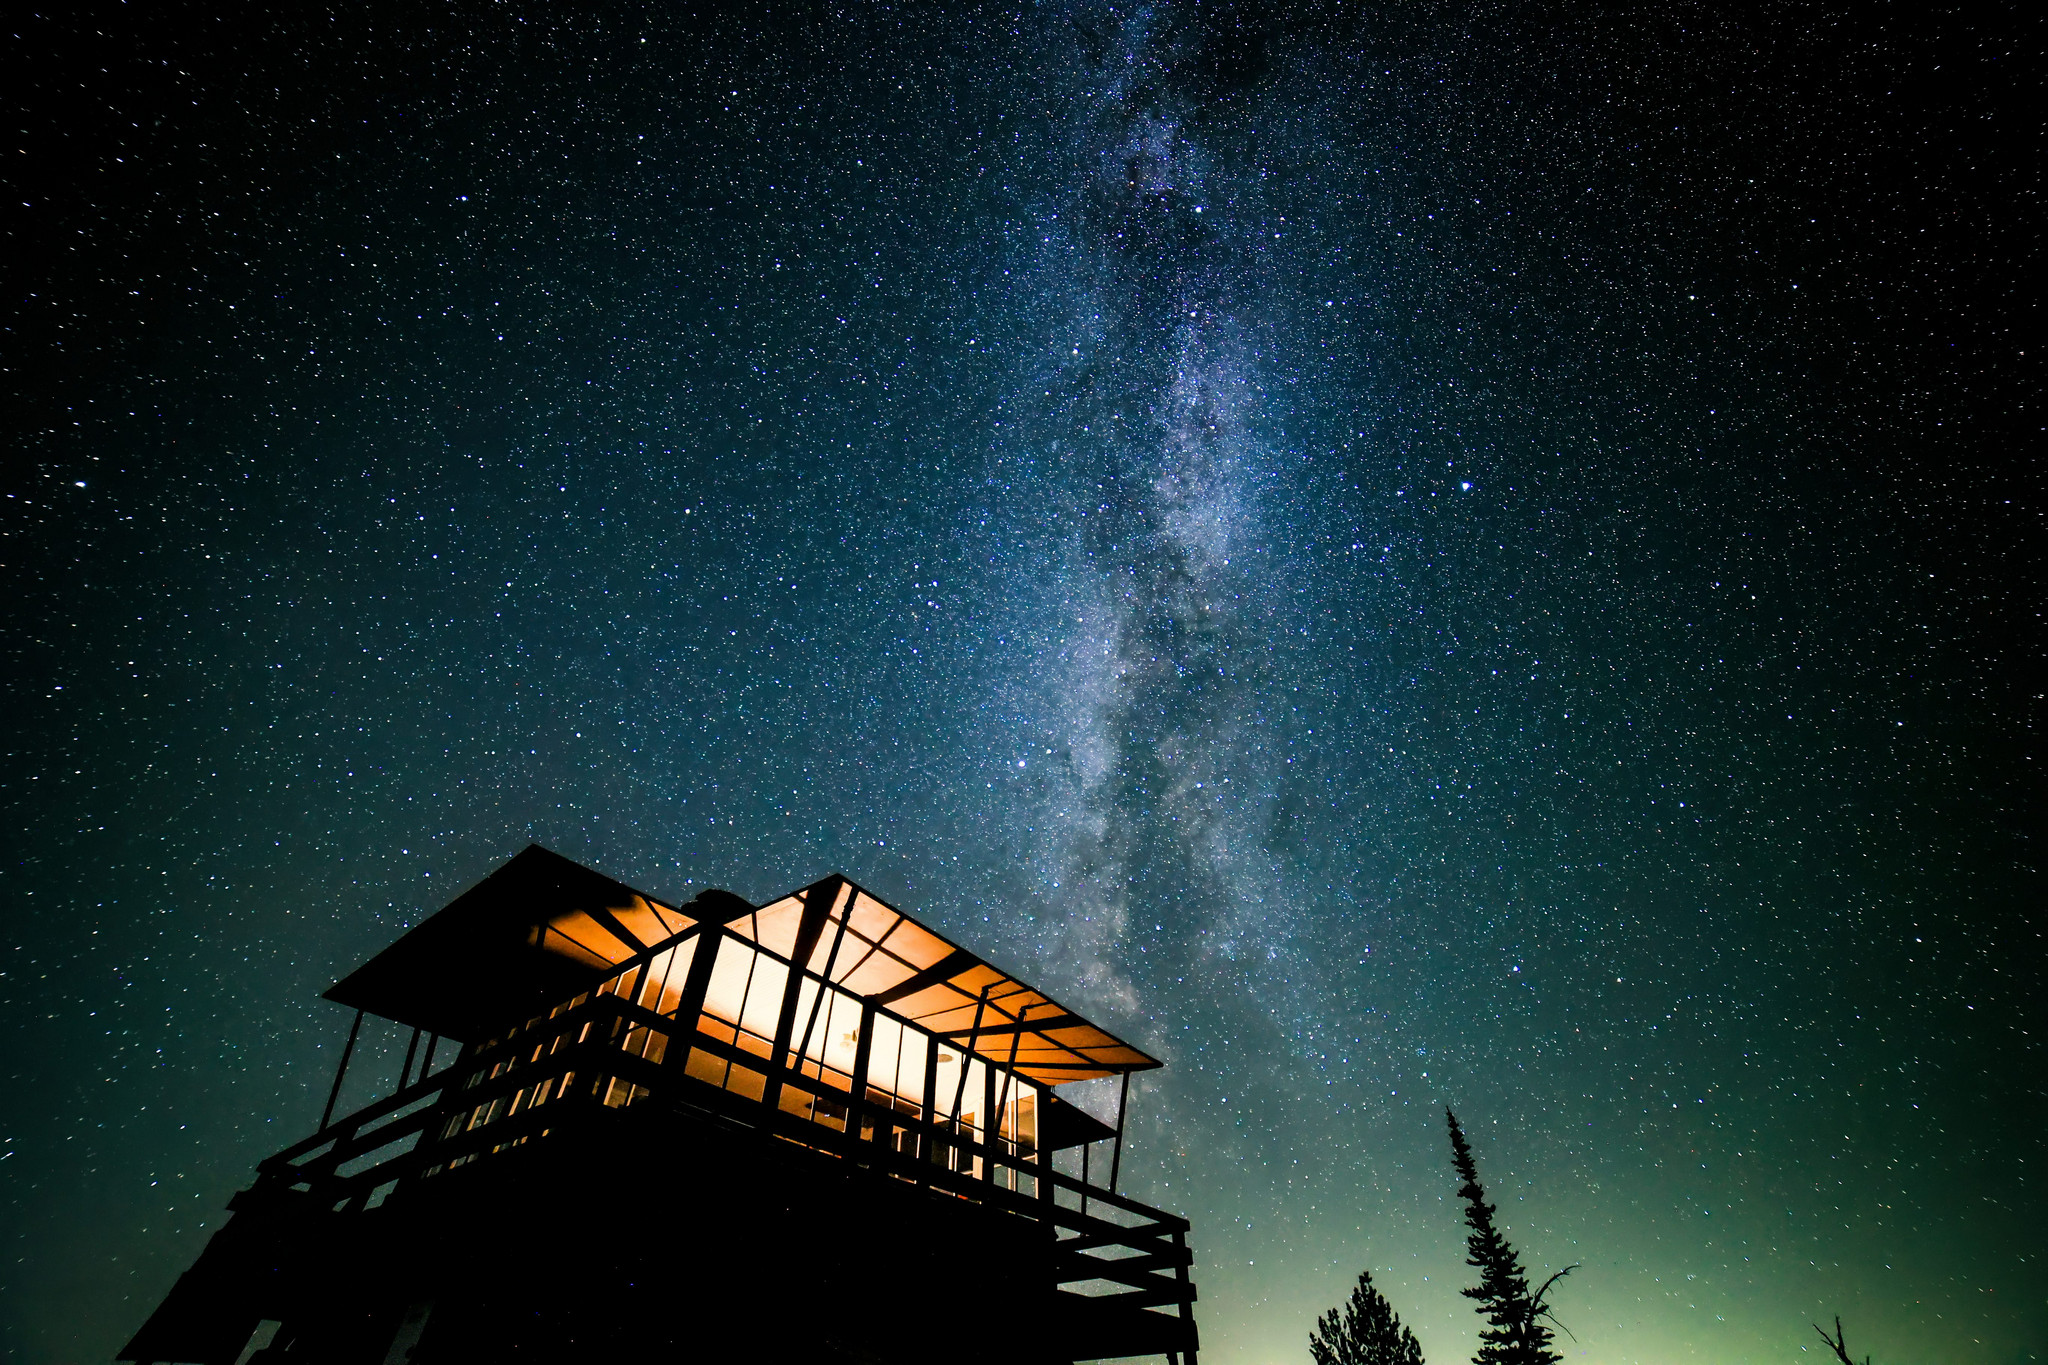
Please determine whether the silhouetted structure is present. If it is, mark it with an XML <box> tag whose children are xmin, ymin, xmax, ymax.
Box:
<box><xmin>122</xmin><ymin>846</ymin><xmax>1198</xmax><ymax>1365</ymax></box>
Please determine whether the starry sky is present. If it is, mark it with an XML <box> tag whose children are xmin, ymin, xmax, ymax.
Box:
<box><xmin>3</xmin><ymin>2</ymin><xmax>2040</xmax><ymax>1362</ymax></box>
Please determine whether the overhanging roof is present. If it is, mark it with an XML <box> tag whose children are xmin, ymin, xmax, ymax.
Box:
<box><xmin>324</xmin><ymin>845</ymin><xmax>713</xmax><ymax>1040</ymax></box>
<box><xmin>728</xmin><ymin>875</ymin><xmax>1161</xmax><ymax>1085</ymax></box>
<box><xmin>324</xmin><ymin>847</ymin><xmax>1160</xmax><ymax>1084</ymax></box>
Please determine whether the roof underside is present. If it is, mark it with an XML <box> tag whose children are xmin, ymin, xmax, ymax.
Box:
<box><xmin>729</xmin><ymin>876</ymin><xmax>1159</xmax><ymax>1084</ymax></box>
<box><xmin>324</xmin><ymin>846</ymin><xmax>700</xmax><ymax>1042</ymax></box>
<box><xmin>324</xmin><ymin>847</ymin><xmax>1157</xmax><ymax>1084</ymax></box>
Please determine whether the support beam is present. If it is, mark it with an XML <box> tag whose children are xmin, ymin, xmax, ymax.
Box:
<box><xmin>950</xmin><ymin>986</ymin><xmax>991</xmax><ymax>1137</ymax></box>
<box><xmin>670</xmin><ymin>927</ymin><xmax>723</xmax><ymax>1059</ymax></box>
<box><xmin>981</xmin><ymin>1047</ymin><xmax>996</xmax><ymax>1184</ymax></box>
<box><xmin>1109</xmin><ymin>1068</ymin><xmax>1131</xmax><ymax>1194</ymax></box>
<box><xmin>851</xmin><ymin>999</ymin><xmax>877</xmax><ymax>1144</ymax></box>
<box><xmin>321</xmin><ymin>1010</ymin><xmax>364</xmax><ymax>1132</ymax></box>
<box><xmin>941</xmin><ymin>1008</ymin><xmax>1082</xmax><ymax>1040</ymax></box>
<box><xmin>787</xmin><ymin>885</ymin><xmax>855</xmax><ymax>1098</ymax></box>
<box><xmin>919</xmin><ymin>1031</ymin><xmax>939</xmax><ymax>1170</ymax></box>
<box><xmin>991</xmin><ymin>1002</ymin><xmax>1028</xmax><ymax>1187</ymax></box>
<box><xmin>768</xmin><ymin>880</ymin><xmax>840</xmax><ymax>1099</ymax></box>
<box><xmin>769</xmin><ymin>880</ymin><xmax>845</xmax><ymax>1113</ymax></box>
<box><xmin>866</xmin><ymin>947</ymin><xmax>979</xmax><ymax>1007</ymax></box>
<box><xmin>398</xmin><ymin>1027</ymin><xmax>421</xmax><ymax>1093</ymax></box>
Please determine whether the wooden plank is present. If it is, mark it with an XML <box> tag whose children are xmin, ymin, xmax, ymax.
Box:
<box><xmin>1056</xmin><ymin>1252</ymin><xmax>1187</xmax><ymax>1285</ymax></box>
<box><xmin>1056</xmin><ymin>1282</ymin><xmax>1198</xmax><ymax>1310</ymax></box>
<box><xmin>1052</xmin><ymin>1256</ymin><xmax>1186</xmax><ymax>1294</ymax></box>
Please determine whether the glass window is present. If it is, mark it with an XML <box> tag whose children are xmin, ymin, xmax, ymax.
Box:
<box><xmin>724</xmin><ymin>1063</ymin><xmax>767</xmax><ymax>1103</ymax></box>
<box><xmin>866</xmin><ymin>1012</ymin><xmax>904</xmax><ymax>1096</ymax></box>
<box><xmin>735</xmin><ymin>953</ymin><xmax>787</xmax><ymax>1060</ymax></box>
<box><xmin>684</xmin><ymin>1046</ymin><xmax>728</xmax><ymax>1089</ymax></box>
<box><xmin>637</xmin><ymin>938</ymin><xmax>698</xmax><ymax>1016</ymax></box>
<box><xmin>1000</xmin><ymin>1081</ymin><xmax>1038</xmax><ymax>1161</ymax></box>
<box><xmin>818</xmin><ymin>989</ymin><xmax>862</xmax><ymax>1089</ymax></box>
<box><xmin>700</xmin><ymin>936</ymin><xmax>755</xmax><ymax>1028</ymax></box>
<box><xmin>788</xmin><ymin>981</ymin><xmax>862</xmax><ymax>1093</ymax></box>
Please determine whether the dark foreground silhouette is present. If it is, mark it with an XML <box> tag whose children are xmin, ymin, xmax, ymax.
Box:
<box><xmin>1307</xmin><ymin>1109</ymin><xmax>1574</xmax><ymax>1365</ymax></box>
<box><xmin>1309</xmin><ymin>1111</ymin><xmax>1890</xmax><ymax>1364</ymax></box>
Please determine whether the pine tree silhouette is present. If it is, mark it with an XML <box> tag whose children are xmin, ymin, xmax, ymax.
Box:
<box><xmin>1309</xmin><ymin>1267</ymin><xmax>1426</xmax><ymax>1365</ymax></box>
<box><xmin>1446</xmin><ymin>1109</ymin><xmax>1572</xmax><ymax>1365</ymax></box>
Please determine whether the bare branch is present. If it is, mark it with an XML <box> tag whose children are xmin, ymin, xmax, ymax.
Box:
<box><xmin>1812</xmin><ymin>1314</ymin><xmax>1868</xmax><ymax>1365</ymax></box>
<box><xmin>1531</xmin><ymin>1264</ymin><xmax>1579</xmax><ymax>1309</ymax></box>
<box><xmin>1530</xmin><ymin>1264</ymin><xmax>1581</xmax><ymax>1341</ymax></box>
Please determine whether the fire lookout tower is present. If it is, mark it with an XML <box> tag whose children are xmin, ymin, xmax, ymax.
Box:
<box><xmin>122</xmin><ymin>846</ymin><xmax>1198</xmax><ymax>1365</ymax></box>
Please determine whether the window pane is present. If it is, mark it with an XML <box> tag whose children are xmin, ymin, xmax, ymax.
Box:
<box><xmin>684</xmin><ymin>1047</ymin><xmax>727</xmax><ymax>1088</ymax></box>
<box><xmin>789</xmin><ymin>977</ymin><xmax>823</xmax><ymax>1052</ymax></box>
<box><xmin>865</xmin><ymin>1012</ymin><xmax>902</xmax><ymax>1095</ymax></box>
<box><xmin>702</xmin><ymin>937</ymin><xmax>755</xmax><ymax>1026</ymax></box>
<box><xmin>641</xmin><ymin>938</ymin><xmax>698</xmax><ymax>1016</ymax></box>
<box><xmin>737</xmin><ymin>955</ymin><xmax>788</xmax><ymax>1057</ymax></box>
<box><xmin>820</xmin><ymin>990</ymin><xmax>861</xmax><ymax>1089</ymax></box>
<box><xmin>897</xmin><ymin>1030</ymin><xmax>928</xmax><ymax>1114</ymax></box>
<box><xmin>934</xmin><ymin>1045</ymin><xmax>964</xmax><ymax>1119</ymax></box>
<box><xmin>724</xmin><ymin>1064</ymin><xmax>767</xmax><ymax>1103</ymax></box>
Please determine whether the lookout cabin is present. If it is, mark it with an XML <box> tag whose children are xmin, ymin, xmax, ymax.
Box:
<box><xmin>121</xmin><ymin>845</ymin><xmax>1198</xmax><ymax>1365</ymax></box>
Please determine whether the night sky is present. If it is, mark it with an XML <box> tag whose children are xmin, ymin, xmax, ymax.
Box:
<box><xmin>4</xmin><ymin>2</ymin><xmax>2040</xmax><ymax>1362</ymax></box>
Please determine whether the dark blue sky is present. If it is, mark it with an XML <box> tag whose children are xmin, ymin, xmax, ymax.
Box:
<box><xmin>4</xmin><ymin>2</ymin><xmax>2038</xmax><ymax>1362</ymax></box>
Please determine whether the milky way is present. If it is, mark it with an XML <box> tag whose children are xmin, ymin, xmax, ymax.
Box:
<box><xmin>5</xmin><ymin>3</ymin><xmax>2038</xmax><ymax>1363</ymax></box>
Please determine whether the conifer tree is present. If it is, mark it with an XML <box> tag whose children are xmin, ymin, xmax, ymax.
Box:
<box><xmin>1310</xmin><ymin>1267</ymin><xmax>1426</xmax><ymax>1365</ymax></box>
<box><xmin>1445</xmin><ymin>1109</ymin><xmax>1571</xmax><ymax>1365</ymax></box>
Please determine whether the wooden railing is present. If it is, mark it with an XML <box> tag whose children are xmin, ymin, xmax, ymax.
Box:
<box><xmin>239</xmin><ymin>995</ymin><xmax>1195</xmax><ymax>1324</ymax></box>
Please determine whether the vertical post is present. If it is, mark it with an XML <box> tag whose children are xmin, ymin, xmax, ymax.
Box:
<box><xmin>947</xmin><ymin>988</ymin><xmax>990</xmax><ymax>1177</ymax></box>
<box><xmin>948</xmin><ymin>988</ymin><xmax>990</xmax><ymax>1125</ymax></box>
<box><xmin>991</xmin><ymin>1003</ymin><xmax>1026</xmax><ymax>1190</ymax></box>
<box><xmin>1108</xmin><ymin>1069</ymin><xmax>1131</xmax><ymax>1194</ymax></box>
<box><xmin>850</xmin><ymin>999</ymin><xmax>876</xmax><ymax>1148</ymax></box>
<box><xmin>981</xmin><ymin>1050</ymin><xmax>997</xmax><ymax>1186</ymax></box>
<box><xmin>1174</xmin><ymin>1226</ymin><xmax>1196</xmax><ymax>1363</ymax></box>
<box><xmin>669</xmin><ymin>927</ymin><xmax>722</xmax><ymax>1068</ymax></box>
<box><xmin>767</xmin><ymin>881</ymin><xmax>839</xmax><ymax>1112</ymax></box>
<box><xmin>919</xmin><ymin>1031</ymin><xmax>939</xmax><ymax>1172</ymax></box>
<box><xmin>398</xmin><ymin>1026</ymin><xmax>421</xmax><ymax>1093</ymax></box>
<box><xmin>421</xmin><ymin>1033</ymin><xmax>439</xmax><ymax>1079</ymax></box>
<box><xmin>786</xmin><ymin>887</ymin><xmax>855</xmax><ymax>1114</ymax></box>
<box><xmin>321</xmin><ymin>1009</ymin><xmax>365</xmax><ymax>1132</ymax></box>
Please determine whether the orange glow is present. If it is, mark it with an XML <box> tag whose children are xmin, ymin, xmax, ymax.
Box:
<box><xmin>720</xmin><ymin>877</ymin><xmax>1160</xmax><ymax>1085</ymax></box>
